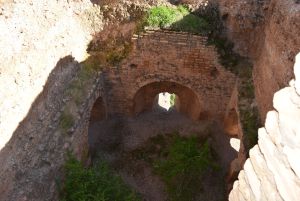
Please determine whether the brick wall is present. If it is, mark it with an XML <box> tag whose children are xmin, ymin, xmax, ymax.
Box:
<box><xmin>103</xmin><ymin>30</ymin><xmax>236</xmax><ymax>120</ymax></box>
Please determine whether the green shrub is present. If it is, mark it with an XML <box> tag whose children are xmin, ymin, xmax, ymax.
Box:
<box><xmin>60</xmin><ymin>155</ymin><xmax>140</xmax><ymax>201</ymax></box>
<box><xmin>171</xmin><ymin>14</ymin><xmax>210</xmax><ymax>34</ymax></box>
<box><xmin>146</xmin><ymin>5</ymin><xmax>210</xmax><ymax>34</ymax></box>
<box><xmin>152</xmin><ymin>135</ymin><xmax>219</xmax><ymax>201</ymax></box>
<box><xmin>170</xmin><ymin>93</ymin><xmax>176</xmax><ymax>106</ymax></box>
<box><xmin>147</xmin><ymin>6</ymin><xmax>187</xmax><ymax>28</ymax></box>
<box><xmin>240</xmin><ymin>108</ymin><xmax>260</xmax><ymax>151</ymax></box>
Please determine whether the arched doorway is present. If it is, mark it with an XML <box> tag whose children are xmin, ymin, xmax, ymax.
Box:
<box><xmin>152</xmin><ymin>92</ymin><xmax>180</xmax><ymax>112</ymax></box>
<box><xmin>88</xmin><ymin>96</ymin><xmax>106</xmax><ymax>160</ymax></box>
<box><xmin>132</xmin><ymin>81</ymin><xmax>202</xmax><ymax>120</ymax></box>
<box><xmin>89</xmin><ymin>97</ymin><xmax>106</xmax><ymax>123</ymax></box>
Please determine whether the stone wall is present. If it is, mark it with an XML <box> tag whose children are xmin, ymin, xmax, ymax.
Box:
<box><xmin>103</xmin><ymin>30</ymin><xmax>236</xmax><ymax>120</ymax></box>
<box><xmin>0</xmin><ymin>0</ymin><xmax>103</xmax><ymax>150</ymax></box>
<box><xmin>0</xmin><ymin>55</ymin><xmax>105</xmax><ymax>200</ymax></box>
<box><xmin>229</xmin><ymin>53</ymin><xmax>300</xmax><ymax>201</ymax></box>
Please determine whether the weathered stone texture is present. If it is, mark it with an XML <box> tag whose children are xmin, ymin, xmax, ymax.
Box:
<box><xmin>103</xmin><ymin>30</ymin><xmax>236</xmax><ymax>120</ymax></box>
<box><xmin>219</xmin><ymin>0</ymin><xmax>300</xmax><ymax>120</ymax></box>
<box><xmin>0</xmin><ymin>0</ymin><xmax>103</xmax><ymax>150</ymax></box>
<box><xmin>0</xmin><ymin>55</ymin><xmax>105</xmax><ymax>201</ymax></box>
<box><xmin>229</xmin><ymin>53</ymin><xmax>300</xmax><ymax>201</ymax></box>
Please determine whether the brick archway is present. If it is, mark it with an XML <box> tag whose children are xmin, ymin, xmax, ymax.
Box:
<box><xmin>132</xmin><ymin>81</ymin><xmax>202</xmax><ymax>120</ymax></box>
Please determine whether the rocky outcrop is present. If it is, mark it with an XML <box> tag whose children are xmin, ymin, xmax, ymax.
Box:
<box><xmin>253</xmin><ymin>0</ymin><xmax>300</xmax><ymax>120</ymax></box>
<box><xmin>0</xmin><ymin>0</ymin><xmax>103</xmax><ymax>150</ymax></box>
<box><xmin>0</xmin><ymin>55</ymin><xmax>105</xmax><ymax>200</ymax></box>
<box><xmin>229</xmin><ymin>53</ymin><xmax>300</xmax><ymax>201</ymax></box>
<box><xmin>0</xmin><ymin>1</ymin><xmax>164</xmax><ymax>200</ymax></box>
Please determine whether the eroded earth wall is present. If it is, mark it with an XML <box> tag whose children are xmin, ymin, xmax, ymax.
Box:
<box><xmin>219</xmin><ymin>0</ymin><xmax>300</xmax><ymax>120</ymax></box>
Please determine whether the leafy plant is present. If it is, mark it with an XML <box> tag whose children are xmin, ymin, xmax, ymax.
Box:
<box><xmin>60</xmin><ymin>155</ymin><xmax>140</xmax><ymax>201</ymax></box>
<box><xmin>147</xmin><ymin>6</ymin><xmax>187</xmax><ymax>28</ymax></box>
<box><xmin>170</xmin><ymin>93</ymin><xmax>176</xmax><ymax>107</ymax></box>
<box><xmin>146</xmin><ymin>5</ymin><xmax>210</xmax><ymax>34</ymax></box>
<box><xmin>152</xmin><ymin>135</ymin><xmax>219</xmax><ymax>201</ymax></box>
<box><xmin>171</xmin><ymin>14</ymin><xmax>210</xmax><ymax>34</ymax></box>
<box><xmin>124</xmin><ymin>133</ymin><xmax>226</xmax><ymax>200</ymax></box>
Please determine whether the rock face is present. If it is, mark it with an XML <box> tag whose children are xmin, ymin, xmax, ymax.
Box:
<box><xmin>219</xmin><ymin>0</ymin><xmax>300</xmax><ymax>120</ymax></box>
<box><xmin>0</xmin><ymin>0</ymin><xmax>103</xmax><ymax>150</ymax></box>
<box><xmin>0</xmin><ymin>0</ymin><xmax>162</xmax><ymax>200</ymax></box>
<box><xmin>229</xmin><ymin>53</ymin><xmax>300</xmax><ymax>201</ymax></box>
<box><xmin>253</xmin><ymin>0</ymin><xmax>300</xmax><ymax>120</ymax></box>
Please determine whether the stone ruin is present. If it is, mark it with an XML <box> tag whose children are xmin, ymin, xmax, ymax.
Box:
<box><xmin>0</xmin><ymin>0</ymin><xmax>299</xmax><ymax>200</ymax></box>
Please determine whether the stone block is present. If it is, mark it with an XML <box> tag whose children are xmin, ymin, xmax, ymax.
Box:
<box><xmin>244</xmin><ymin>160</ymin><xmax>261</xmax><ymax>200</ymax></box>
<box><xmin>249</xmin><ymin>145</ymin><xmax>282</xmax><ymax>201</ymax></box>
<box><xmin>264</xmin><ymin>111</ymin><xmax>281</xmax><ymax>146</ymax></box>
<box><xmin>273</xmin><ymin>87</ymin><xmax>300</xmax><ymax>149</ymax></box>
<box><xmin>283</xmin><ymin>146</ymin><xmax>300</xmax><ymax>178</ymax></box>
<box><xmin>237</xmin><ymin>170</ymin><xmax>255</xmax><ymax>201</ymax></box>
<box><xmin>294</xmin><ymin>53</ymin><xmax>300</xmax><ymax>95</ymax></box>
<box><xmin>258</xmin><ymin>128</ymin><xmax>300</xmax><ymax>201</ymax></box>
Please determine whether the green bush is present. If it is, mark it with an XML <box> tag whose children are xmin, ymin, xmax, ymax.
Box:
<box><xmin>240</xmin><ymin>108</ymin><xmax>260</xmax><ymax>151</ymax></box>
<box><xmin>170</xmin><ymin>93</ymin><xmax>176</xmax><ymax>107</ymax></box>
<box><xmin>152</xmin><ymin>135</ymin><xmax>219</xmax><ymax>201</ymax></box>
<box><xmin>171</xmin><ymin>14</ymin><xmax>210</xmax><ymax>34</ymax></box>
<box><xmin>60</xmin><ymin>155</ymin><xmax>140</xmax><ymax>201</ymax></box>
<box><xmin>147</xmin><ymin>5</ymin><xmax>188</xmax><ymax>28</ymax></box>
<box><xmin>146</xmin><ymin>5</ymin><xmax>210</xmax><ymax>34</ymax></box>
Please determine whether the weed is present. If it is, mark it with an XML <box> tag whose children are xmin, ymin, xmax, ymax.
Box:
<box><xmin>60</xmin><ymin>154</ymin><xmax>140</xmax><ymax>201</ymax></box>
<box><xmin>59</xmin><ymin>110</ymin><xmax>74</xmax><ymax>133</ymax></box>
<box><xmin>145</xmin><ymin>5</ymin><xmax>210</xmax><ymax>34</ymax></box>
<box><xmin>130</xmin><ymin>134</ymin><xmax>221</xmax><ymax>201</ymax></box>
<box><xmin>170</xmin><ymin>94</ymin><xmax>176</xmax><ymax>107</ymax></box>
<box><xmin>153</xmin><ymin>135</ymin><xmax>219</xmax><ymax>201</ymax></box>
<box><xmin>240</xmin><ymin>107</ymin><xmax>260</xmax><ymax>151</ymax></box>
<box><xmin>147</xmin><ymin>6</ymin><xmax>185</xmax><ymax>28</ymax></box>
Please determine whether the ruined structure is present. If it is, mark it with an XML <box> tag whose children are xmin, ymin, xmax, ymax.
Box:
<box><xmin>0</xmin><ymin>0</ymin><xmax>299</xmax><ymax>200</ymax></box>
<box><xmin>104</xmin><ymin>30</ymin><xmax>236</xmax><ymax>120</ymax></box>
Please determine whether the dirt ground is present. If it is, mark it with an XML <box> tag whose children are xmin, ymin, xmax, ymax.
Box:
<box><xmin>88</xmin><ymin>109</ymin><xmax>237</xmax><ymax>201</ymax></box>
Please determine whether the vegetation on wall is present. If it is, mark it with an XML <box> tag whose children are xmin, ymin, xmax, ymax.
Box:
<box><xmin>58</xmin><ymin>57</ymin><xmax>100</xmax><ymax>134</ymax></box>
<box><xmin>145</xmin><ymin>5</ymin><xmax>211</xmax><ymax>34</ymax></box>
<box><xmin>59</xmin><ymin>109</ymin><xmax>75</xmax><ymax>133</ymax></box>
<box><xmin>238</xmin><ymin>66</ymin><xmax>260</xmax><ymax>150</ymax></box>
<box><xmin>87</xmin><ymin>36</ymin><xmax>133</xmax><ymax>67</ymax></box>
<box><xmin>59</xmin><ymin>35</ymin><xmax>133</xmax><ymax>134</ymax></box>
<box><xmin>60</xmin><ymin>155</ymin><xmax>140</xmax><ymax>201</ymax></box>
<box><xmin>194</xmin><ymin>2</ymin><xmax>261</xmax><ymax>152</ymax></box>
